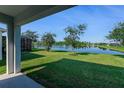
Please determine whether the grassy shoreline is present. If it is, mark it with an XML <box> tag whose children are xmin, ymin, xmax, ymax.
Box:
<box><xmin>98</xmin><ymin>45</ymin><xmax>124</xmax><ymax>53</ymax></box>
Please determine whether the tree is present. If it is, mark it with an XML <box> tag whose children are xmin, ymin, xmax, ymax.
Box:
<box><xmin>106</xmin><ymin>22</ymin><xmax>124</xmax><ymax>46</ymax></box>
<box><xmin>54</xmin><ymin>41</ymin><xmax>66</xmax><ymax>46</ymax></box>
<box><xmin>64</xmin><ymin>24</ymin><xmax>86</xmax><ymax>50</ymax></box>
<box><xmin>21</xmin><ymin>30</ymin><xmax>39</xmax><ymax>48</ymax></box>
<box><xmin>21</xmin><ymin>30</ymin><xmax>38</xmax><ymax>42</ymax></box>
<box><xmin>41</xmin><ymin>32</ymin><xmax>56</xmax><ymax>51</ymax></box>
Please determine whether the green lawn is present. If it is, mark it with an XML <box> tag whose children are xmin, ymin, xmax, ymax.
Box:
<box><xmin>0</xmin><ymin>60</ymin><xmax>6</xmax><ymax>74</ymax></box>
<box><xmin>1</xmin><ymin>49</ymin><xmax>124</xmax><ymax>87</ymax></box>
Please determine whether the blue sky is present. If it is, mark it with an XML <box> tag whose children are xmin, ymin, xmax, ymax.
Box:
<box><xmin>1</xmin><ymin>5</ymin><xmax>124</xmax><ymax>43</ymax></box>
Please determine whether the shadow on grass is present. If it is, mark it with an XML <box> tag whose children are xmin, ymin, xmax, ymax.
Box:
<box><xmin>76</xmin><ymin>52</ymin><xmax>99</xmax><ymax>55</ymax></box>
<box><xmin>0</xmin><ymin>55</ymin><xmax>6</xmax><ymax>67</ymax></box>
<box><xmin>21</xmin><ymin>52</ymin><xmax>45</xmax><ymax>61</ymax></box>
<box><xmin>51</xmin><ymin>50</ymin><xmax>68</xmax><ymax>52</ymax></box>
<box><xmin>0</xmin><ymin>60</ymin><xmax>6</xmax><ymax>66</ymax></box>
<box><xmin>22</xmin><ymin>58</ymin><xmax>124</xmax><ymax>88</ymax></box>
<box><xmin>31</xmin><ymin>48</ymin><xmax>45</xmax><ymax>52</ymax></box>
<box><xmin>114</xmin><ymin>54</ymin><xmax>124</xmax><ymax>59</ymax></box>
<box><xmin>0</xmin><ymin>59</ymin><xmax>6</xmax><ymax>75</ymax></box>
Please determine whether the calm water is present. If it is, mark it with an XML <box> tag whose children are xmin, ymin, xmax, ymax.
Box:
<box><xmin>37</xmin><ymin>46</ymin><xmax>124</xmax><ymax>55</ymax></box>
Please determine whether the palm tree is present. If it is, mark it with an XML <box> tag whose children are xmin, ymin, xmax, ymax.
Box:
<box><xmin>41</xmin><ymin>32</ymin><xmax>56</xmax><ymax>51</ymax></box>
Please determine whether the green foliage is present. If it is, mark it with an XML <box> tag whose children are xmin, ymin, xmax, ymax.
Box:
<box><xmin>41</xmin><ymin>32</ymin><xmax>56</xmax><ymax>51</ymax></box>
<box><xmin>71</xmin><ymin>41</ymin><xmax>87</xmax><ymax>48</ymax></box>
<box><xmin>64</xmin><ymin>24</ymin><xmax>86</xmax><ymax>49</ymax></box>
<box><xmin>94</xmin><ymin>43</ymin><xmax>108</xmax><ymax>46</ymax></box>
<box><xmin>55</xmin><ymin>41</ymin><xmax>93</xmax><ymax>48</ymax></box>
<box><xmin>54</xmin><ymin>41</ymin><xmax>66</xmax><ymax>46</ymax></box>
<box><xmin>106</xmin><ymin>22</ymin><xmax>124</xmax><ymax>45</ymax></box>
<box><xmin>32</xmin><ymin>41</ymin><xmax>43</xmax><ymax>48</ymax></box>
<box><xmin>21</xmin><ymin>30</ymin><xmax>39</xmax><ymax>42</ymax></box>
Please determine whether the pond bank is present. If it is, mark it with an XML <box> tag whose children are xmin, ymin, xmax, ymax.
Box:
<box><xmin>98</xmin><ymin>45</ymin><xmax>124</xmax><ymax>53</ymax></box>
<box><xmin>38</xmin><ymin>46</ymin><xmax>124</xmax><ymax>55</ymax></box>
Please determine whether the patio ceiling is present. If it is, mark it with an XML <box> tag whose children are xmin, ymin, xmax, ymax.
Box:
<box><xmin>0</xmin><ymin>5</ymin><xmax>74</xmax><ymax>25</ymax></box>
<box><xmin>0</xmin><ymin>5</ymin><xmax>30</xmax><ymax>17</ymax></box>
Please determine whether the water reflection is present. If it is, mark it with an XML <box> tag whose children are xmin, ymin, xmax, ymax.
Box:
<box><xmin>37</xmin><ymin>46</ymin><xmax>124</xmax><ymax>55</ymax></box>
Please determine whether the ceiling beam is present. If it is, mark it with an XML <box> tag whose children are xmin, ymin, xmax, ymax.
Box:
<box><xmin>0</xmin><ymin>12</ymin><xmax>13</xmax><ymax>24</ymax></box>
<box><xmin>15</xmin><ymin>5</ymin><xmax>74</xmax><ymax>25</ymax></box>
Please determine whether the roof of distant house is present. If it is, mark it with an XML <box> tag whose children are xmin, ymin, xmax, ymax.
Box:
<box><xmin>0</xmin><ymin>28</ymin><xmax>7</xmax><ymax>33</ymax></box>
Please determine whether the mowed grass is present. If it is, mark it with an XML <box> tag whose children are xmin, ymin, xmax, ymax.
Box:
<box><xmin>0</xmin><ymin>60</ymin><xmax>6</xmax><ymax>74</ymax></box>
<box><xmin>1</xmin><ymin>49</ymin><xmax>124</xmax><ymax>87</ymax></box>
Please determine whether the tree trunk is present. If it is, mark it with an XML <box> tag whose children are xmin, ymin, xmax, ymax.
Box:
<box><xmin>121</xmin><ymin>40</ymin><xmax>124</xmax><ymax>46</ymax></box>
<box><xmin>46</xmin><ymin>46</ymin><xmax>50</xmax><ymax>51</ymax></box>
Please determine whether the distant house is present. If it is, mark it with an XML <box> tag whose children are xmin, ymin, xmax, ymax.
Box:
<box><xmin>108</xmin><ymin>40</ymin><xmax>121</xmax><ymax>46</ymax></box>
<box><xmin>109</xmin><ymin>43</ymin><xmax>121</xmax><ymax>46</ymax></box>
<box><xmin>21</xmin><ymin>36</ymin><xmax>32</xmax><ymax>51</ymax></box>
<box><xmin>2</xmin><ymin>36</ymin><xmax>32</xmax><ymax>54</ymax></box>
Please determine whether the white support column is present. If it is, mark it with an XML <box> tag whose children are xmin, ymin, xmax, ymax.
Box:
<box><xmin>0</xmin><ymin>31</ymin><xmax>2</xmax><ymax>60</ymax></box>
<box><xmin>14</xmin><ymin>25</ymin><xmax>21</xmax><ymax>74</ymax></box>
<box><xmin>6</xmin><ymin>22</ymin><xmax>21</xmax><ymax>74</ymax></box>
<box><xmin>6</xmin><ymin>23</ymin><xmax>14</xmax><ymax>74</ymax></box>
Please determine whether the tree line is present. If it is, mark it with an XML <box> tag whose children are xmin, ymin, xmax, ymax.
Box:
<box><xmin>106</xmin><ymin>22</ymin><xmax>124</xmax><ymax>46</ymax></box>
<box><xmin>21</xmin><ymin>24</ymin><xmax>87</xmax><ymax>51</ymax></box>
<box><xmin>21</xmin><ymin>21</ymin><xmax>124</xmax><ymax>51</ymax></box>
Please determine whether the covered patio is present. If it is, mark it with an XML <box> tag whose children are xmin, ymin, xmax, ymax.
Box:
<box><xmin>0</xmin><ymin>73</ymin><xmax>43</xmax><ymax>88</ymax></box>
<box><xmin>0</xmin><ymin>5</ymin><xmax>73</xmax><ymax>88</ymax></box>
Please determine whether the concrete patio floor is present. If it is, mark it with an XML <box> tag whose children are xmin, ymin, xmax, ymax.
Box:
<box><xmin>0</xmin><ymin>73</ymin><xmax>44</xmax><ymax>88</ymax></box>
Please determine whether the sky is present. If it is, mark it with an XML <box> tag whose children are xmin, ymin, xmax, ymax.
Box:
<box><xmin>1</xmin><ymin>5</ymin><xmax>124</xmax><ymax>43</ymax></box>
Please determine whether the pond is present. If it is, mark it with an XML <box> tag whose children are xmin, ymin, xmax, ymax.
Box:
<box><xmin>38</xmin><ymin>46</ymin><xmax>124</xmax><ymax>55</ymax></box>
